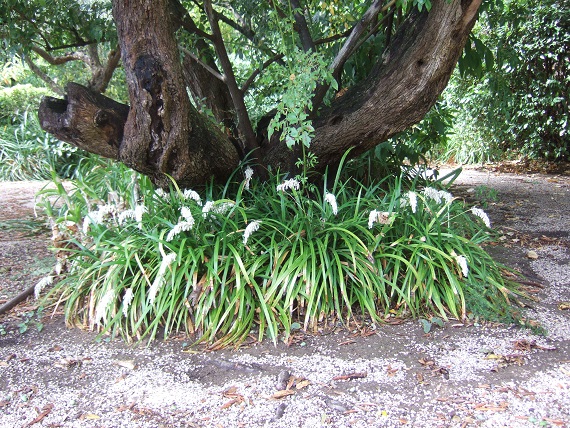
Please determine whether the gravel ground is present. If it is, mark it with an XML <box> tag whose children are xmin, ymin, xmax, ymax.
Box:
<box><xmin>0</xmin><ymin>167</ymin><xmax>569</xmax><ymax>428</ymax></box>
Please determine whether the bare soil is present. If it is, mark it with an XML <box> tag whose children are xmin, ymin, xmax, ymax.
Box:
<box><xmin>0</xmin><ymin>167</ymin><xmax>569</xmax><ymax>428</ymax></box>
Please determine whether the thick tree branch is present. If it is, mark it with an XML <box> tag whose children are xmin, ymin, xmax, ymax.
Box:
<box><xmin>180</xmin><ymin>47</ymin><xmax>226</xmax><ymax>82</ymax></box>
<box><xmin>312</xmin><ymin>0</ymin><xmax>396</xmax><ymax>113</ymax></box>
<box><xmin>112</xmin><ymin>0</ymin><xmax>239</xmax><ymax>188</ymax></box>
<box><xmin>93</xmin><ymin>47</ymin><xmax>122</xmax><ymax>93</ymax></box>
<box><xmin>210</xmin><ymin>3</ymin><xmax>286</xmax><ymax>67</ymax></box>
<box><xmin>22</xmin><ymin>54</ymin><xmax>64</xmax><ymax>95</ymax></box>
<box><xmin>289</xmin><ymin>0</ymin><xmax>316</xmax><ymax>52</ymax></box>
<box><xmin>169</xmin><ymin>0</ymin><xmax>214</xmax><ymax>40</ymax></box>
<box><xmin>39</xmin><ymin>83</ymin><xmax>129</xmax><ymax>158</ymax></box>
<box><xmin>30</xmin><ymin>46</ymin><xmax>90</xmax><ymax>65</ymax></box>
<box><xmin>241</xmin><ymin>53</ymin><xmax>285</xmax><ymax>93</ymax></box>
<box><xmin>262</xmin><ymin>0</ymin><xmax>483</xmax><ymax>172</ymax></box>
<box><xmin>204</xmin><ymin>0</ymin><xmax>258</xmax><ymax>155</ymax></box>
<box><xmin>169</xmin><ymin>0</ymin><xmax>236</xmax><ymax>132</ymax></box>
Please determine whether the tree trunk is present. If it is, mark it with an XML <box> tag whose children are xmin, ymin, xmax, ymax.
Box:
<box><xmin>38</xmin><ymin>0</ymin><xmax>481</xmax><ymax>187</ymax></box>
<box><xmin>112</xmin><ymin>0</ymin><xmax>239</xmax><ymax>188</ymax></box>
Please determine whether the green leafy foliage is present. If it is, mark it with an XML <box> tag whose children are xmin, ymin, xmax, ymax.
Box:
<box><xmin>446</xmin><ymin>0</ymin><xmax>569</xmax><ymax>162</ymax></box>
<box><xmin>38</xmin><ymin>157</ymin><xmax>520</xmax><ymax>346</ymax></box>
<box><xmin>267</xmin><ymin>49</ymin><xmax>336</xmax><ymax>149</ymax></box>
<box><xmin>0</xmin><ymin>111</ymin><xmax>84</xmax><ymax>180</ymax></box>
<box><xmin>0</xmin><ymin>84</ymin><xmax>52</xmax><ymax>124</ymax></box>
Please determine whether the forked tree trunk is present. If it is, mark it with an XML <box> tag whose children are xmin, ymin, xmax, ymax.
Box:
<box><xmin>38</xmin><ymin>0</ymin><xmax>481</xmax><ymax>188</ymax></box>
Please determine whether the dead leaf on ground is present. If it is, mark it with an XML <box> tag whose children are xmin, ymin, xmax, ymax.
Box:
<box><xmin>558</xmin><ymin>302</ymin><xmax>570</xmax><ymax>310</ymax></box>
<box><xmin>526</xmin><ymin>250</ymin><xmax>539</xmax><ymax>259</ymax></box>
<box><xmin>116</xmin><ymin>402</ymin><xmax>136</xmax><ymax>412</ymax></box>
<box><xmin>474</xmin><ymin>401</ymin><xmax>509</xmax><ymax>412</ymax></box>
<box><xmin>542</xmin><ymin>417</ymin><xmax>566</xmax><ymax>426</ymax></box>
<box><xmin>220</xmin><ymin>398</ymin><xmax>242</xmax><ymax>409</ymax></box>
<box><xmin>418</xmin><ymin>358</ymin><xmax>435</xmax><ymax>367</ymax></box>
<box><xmin>115</xmin><ymin>359</ymin><xmax>137</xmax><ymax>370</ymax></box>
<box><xmin>82</xmin><ymin>413</ymin><xmax>100</xmax><ymax>420</ymax></box>
<box><xmin>270</xmin><ymin>389</ymin><xmax>296</xmax><ymax>399</ymax></box>
<box><xmin>386</xmin><ymin>365</ymin><xmax>398</xmax><ymax>377</ymax></box>
<box><xmin>513</xmin><ymin>339</ymin><xmax>556</xmax><ymax>351</ymax></box>
<box><xmin>26</xmin><ymin>403</ymin><xmax>54</xmax><ymax>426</ymax></box>
<box><xmin>54</xmin><ymin>358</ymin><xmax>81</xmax><ymax>369</ymax></box>
<box><xmin>332</xmin><ymin>372</ymin><xmax>367</xmax><ymax>381</ymax></box>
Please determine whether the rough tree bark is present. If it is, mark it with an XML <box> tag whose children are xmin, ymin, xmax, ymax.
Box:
<box><xmin>38</xmin><ymin>0</ymin><xmax>481</xmax><ymax>188</ymax></box>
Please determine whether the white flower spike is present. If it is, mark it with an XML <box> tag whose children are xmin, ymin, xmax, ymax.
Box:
<box><xmin>243</xmin><ymin>220</ymin><xmax>261</xmax><ymax>245</ymax></box>
<box><xmin>244</xmin><ymin>167</ymin><xmax>254</xmax><ymax>190</ymax></box>
<box><xmin>276</xmin><ymin>178</ymin><xmax>300</xmax><ymax>192</ymax></box>
<box><xmin>149</xmin><ymin>253</ymin><xmax>177</xmax><ymax>304</ymax></box>
<box><xmin>471</xmin><ymin>207</ymin><xmax>491</xmax><ymax>228</ymax></box>
<box><xmin>408</xmin><ymin>191</ymin><xmax>418</xmax><ymax>214</ymax></box>
<box><xmin>455</xmin><ymin>255</ymin><xmax>469</xmax><ymax>278</ymax></box>
<box><xmin>325</xmin><ymin>192</ymin><xmax>338</xmax><ymax>215</ymax></box>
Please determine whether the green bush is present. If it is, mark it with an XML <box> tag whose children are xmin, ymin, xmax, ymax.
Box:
<box><xmin>0</xmin><ymin>84</ymin><xmax>52</xmax><ymax>125</ymax></box>
<box><xmin>0</xmin><ymin>111</ymin><xmax>84</xmax><ymax>180</ymax></box>
<box><xmin>444</xmin><ymin>0</ymin><xmax>569</xmax><ymax>162</ymax></box>
<box><xmin>38</xmin><ymin>156</ymin><xmax>520</xmax><ymax>346</ymax></box>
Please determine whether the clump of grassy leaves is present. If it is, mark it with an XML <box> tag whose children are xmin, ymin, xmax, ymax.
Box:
<box><xmin>37</xmin><ymin>155</ymin><xmax>520</xmax><ymax>346</ymax></box>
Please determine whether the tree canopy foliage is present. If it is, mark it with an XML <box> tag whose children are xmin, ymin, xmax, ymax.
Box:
<box><xmin>2</xmin><ymin>0</ymin><xmax>482</xmax><ymax>187</ymax></box>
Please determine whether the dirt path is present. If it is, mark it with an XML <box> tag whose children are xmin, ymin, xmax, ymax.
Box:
<box><xmin>0</xmin><ymin>168</ymin><xmax>569</xmax><ymax>428</ymax></box>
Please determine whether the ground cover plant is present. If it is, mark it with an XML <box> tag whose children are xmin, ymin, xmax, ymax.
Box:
<box><xmin>0</xmin><ymin>111</ymin><xmax>83</xmax><ymax>181</ymax></box>
<box><xmin>36</xmin><ymin>155</ymin><xmax>520</xmax><ymax>347</ymax></box>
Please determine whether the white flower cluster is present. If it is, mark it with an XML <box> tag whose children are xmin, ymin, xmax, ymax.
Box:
<box><xmin>243</xmin><ymin>220</ymin><xmax>261</xmax><ymax>245</ymax></box>
<box><xmin>122</xmin><ymin>288</ymin><xmax>134</xmax><ymax>317</ymax></box>
<box><xmin>368</xmin><ymin>210</ymin><xmax>393</xmax><ymax>229</ymax></box>
<box><xmin>155</xmin><ymin>188</ymin><xmax>168</xmax><ymax>198</ymax></box>
<box><xmin>471</xmin><ymin>207</ymin><xmax>491</xmax><ymax>228</ymax></box>
<box><xmin>407</xmin><ymin>191</ymin><xmax>418</xmax><ymax>213</ymax></box>
<box><xmin>202</xmin><ymin>201</ymin><xmax>235</xmax><ymax>218</ymax></box>
<box><xmin>182</xmin><ymin>189</ymin><xmax>202</xmax><ymax>205</ymax></box>
<box><xmin>423</xmin><ymin>187</ymin><xmax>453</xmax><ymax>204</ymax></box>
<box><xmin>95</xmin><ymin>288</ymin><xmax>116</xmax><ymax>326</ymax></box>
<box><xmin>244</xmin><ymin>167</ymin><xmax>254</xmax><ymax>190</ymax></box>
<box><xmin>83</xmin><ymin>204</ymin><xmax>117</xmax><ymax>234</ymax></box>
<box><xmin>325</xmin><ymin>192</ymin><xmax>338</xmax><ymax>215</ymax></box>
<box><xmin>34</xmin><ymin>275</ymin><xmax>53</xmax><ymax>299</ymax></box>
<box><xmin>166</xmin><ymin>206</ymin><xmax>195</xmax><ymax>241</ymax></box>
<box><xmin>149</xmin><ymin>252</ymin><xmax>177</xmax><ymax>304</ymax></box>
<box><xmin>117</xmin><ymin>204</ymin><xmax>147</xmax><ymax>229</ymax></box>
<box><xmin>276</xmin><ymin>178</ymin><xmax>300</xmax><ymax>192</ymax></box>
<box><xmin>454</xmin><ymin>255</ymin><xmax>469</xmax><ymax>277</ymax></box>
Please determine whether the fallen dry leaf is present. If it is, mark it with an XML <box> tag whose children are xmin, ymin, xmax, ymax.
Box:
<box><xmin>513</xmin><ymin>339</ymin><xmax>556</xmax><ymax>351</ymax></box>
<box><xmin>542</xmin><ymin>417</ymin><xmax>566</xmax><ymax>426</ymax></box>
<box><xmin>220</xmin><ymin>398</ymin><xmax>242</xmax><ymax>409</ymax></box>
<box><xmin>271</xmin><ymin>389</ymin><xmax>296</xmax><ymax>399</ymax></box>
<box><xmin>332</xmin><ymin>372</ymin><xmax>367</xmax><ymax>381</ymax></box>
<box><xmin>83</xmin><ymin>413</ymin><xmax>100</xmax><ymax>420</ymax></box>
<box><xmin>474</xmin><ymin>401</ymin><xmax>508</xmax><ymax>412</ymax></box>
<box><xmin>295</xmin><ymin>380</ymin><xmax>311</xmax><ymax>390</ymax></box>
<box><xmin>54</xmin><ymin>358</ymin><xmax>80</xmax><ymax>369</ymax></box>
<box><xmin>116</xmin><ymin>402</ymin><xmax>136</xmax><ymax>412</ymax></box>
<box><xmin>115</xmin><ymin>359</ymin><xmax>136</xmax><ymax>370</ymax></box>
<box><xmin>526</xmin><ymin>250</ymin><xmax>539</xmax><ymax>259</ymax></box>
<box><xmin>386</xmin><ymin>365</ymin><xmax>398</xmax><ymax>377</ymax></box>
<box><xmin>26</xmin><ymin>403</ymin><xmax>54</xmax><ymax>426</ymax></box>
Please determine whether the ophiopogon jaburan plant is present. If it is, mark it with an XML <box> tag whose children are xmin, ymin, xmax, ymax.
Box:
<box><xmin>36</xmin><ymin>155</ymin><xmax>520</xmax><ymax>347</ymax></box>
